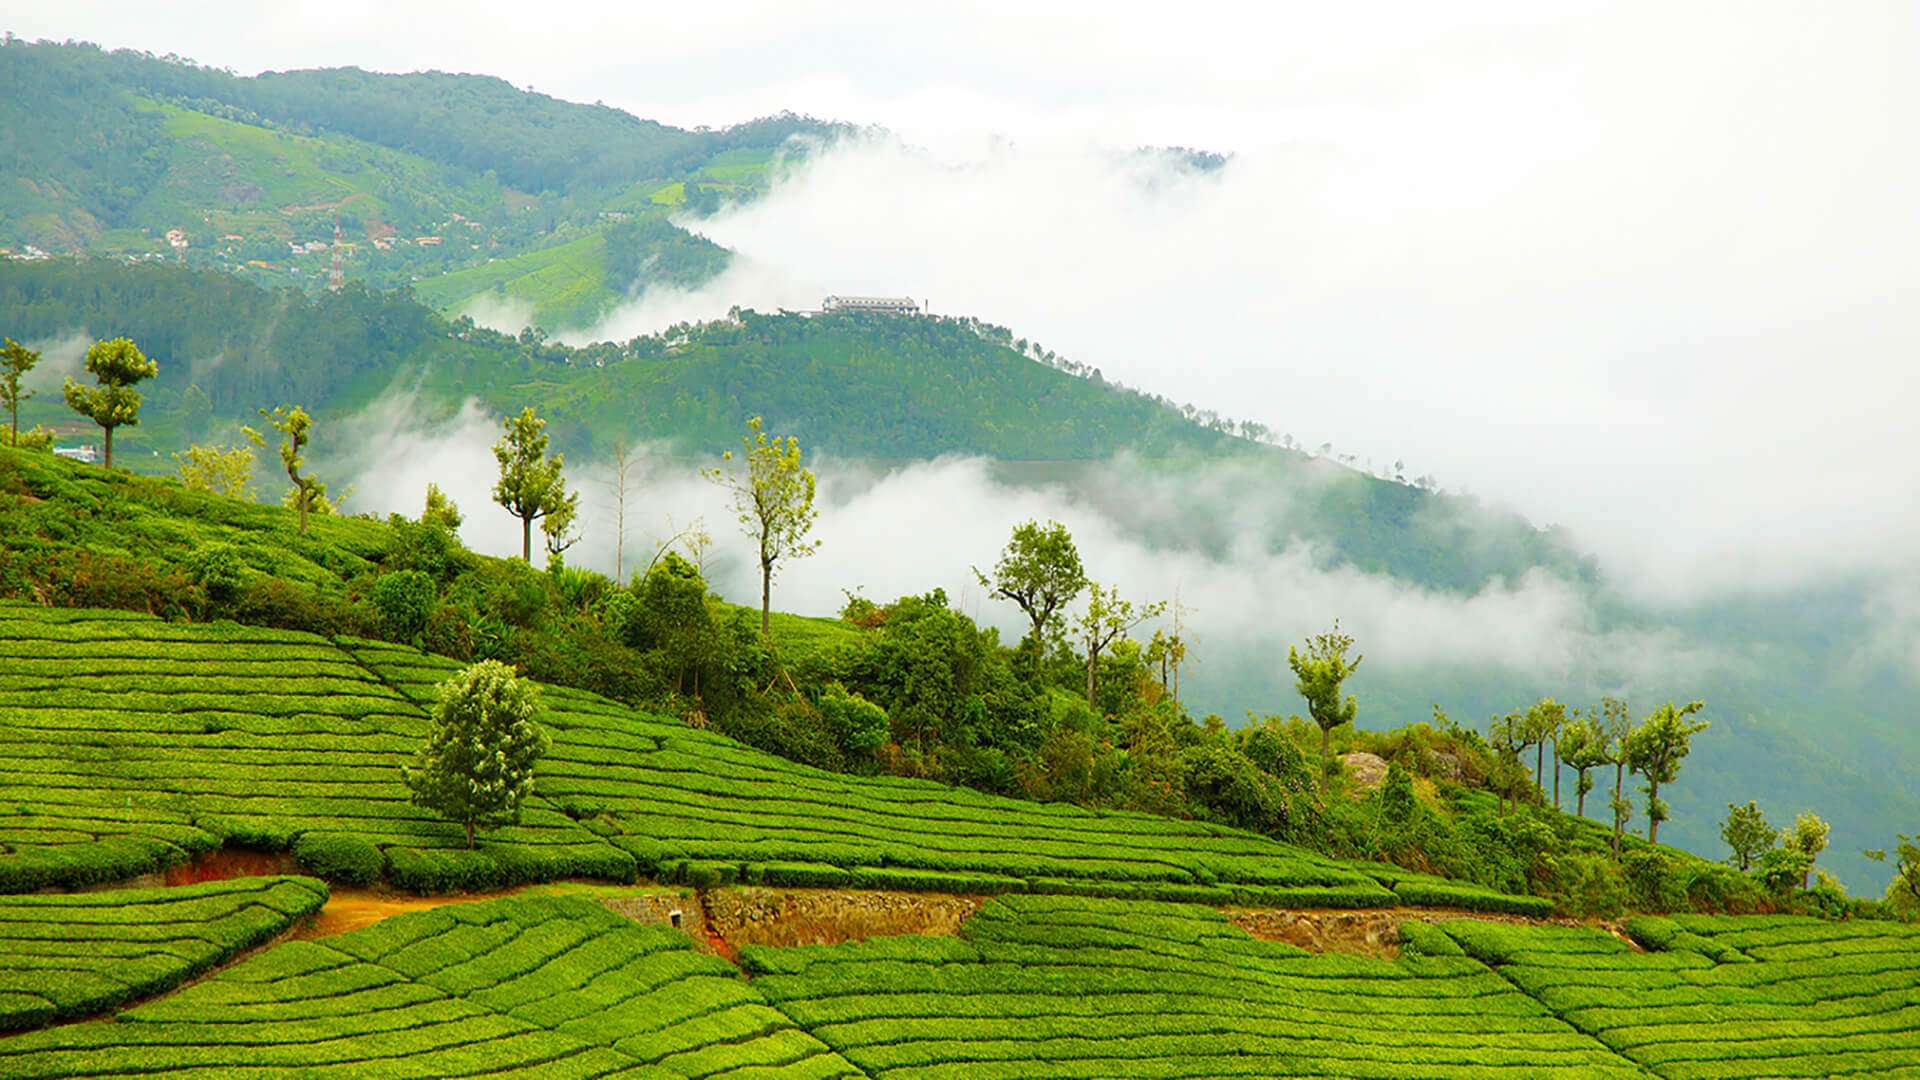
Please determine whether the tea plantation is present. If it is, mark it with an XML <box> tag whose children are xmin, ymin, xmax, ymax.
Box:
<box><xmin>0</xmin><ymin>894</ymin><xmax>861</xmax><ymax>1077</ymax></box>
<box><xmin>0</xmin><ymin>875</ymin><xmax>327</xmax><ymax>1032</ymax></box>
<box><xmin>1442</xmin><ymin>915</ymin><xmax>1920</xmax><ymax>1078</ymax></box>
<box><xmin>0</xmin><ymin>600</ymin><xmax>1542</xmax><ymax>911</ymax></box>
<box><xmin>743</xmin><ymin>894</ymin><xmax>1643</xmax><ymax>1078</ymax></box>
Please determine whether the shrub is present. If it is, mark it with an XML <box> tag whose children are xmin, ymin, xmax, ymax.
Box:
<box><xmin>818</xmin><ymin>682</ymin><xmax>888</xmax><ymax>759</ymax></box>
<box><xmin>293</xmin><ymin>832</ymin><xmax>385</xmax><ymax>885</ymax></box>
<box><xmin>185</xmin><ymin>542</ymin><xmax>245</xmax><ymax>604</ymax></box>
<box><xmin>371</xmin><ymin>569</ymin><xmax>436</xmax><ymax>643</ymax></box>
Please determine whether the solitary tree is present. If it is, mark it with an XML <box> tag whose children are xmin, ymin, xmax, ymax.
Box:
<box><xmin>1288</xmin><ymin>621</ymin><xmax>1364</xmax><ymax>781</ymax></box>
<box><xmin>541</xmin><ymin>484</ymin><xmax>581</xmax><ymax>562</ymax></box>
<box><xmin>1</xmin><ymin>337</ymin><xmax>39</xmax><ymax>446</ymax></box>
<box><xmin>1721</xmin><ymin>801</ymin><xmax>1776</xmax><ymax>872</ymax></box>
<box><xmin>703</xmin><ymin>416</ymin><xmax>819</xmax><ymax>635</ymax></box>
<box><xmin>1487</xmin><ymin>712</ymin><xmax>1531</xmax><ymax>816</ymax></box>
<box><xmin>423</xmin><ymin>483</ymin><xmax>464</xmax><ymax>530</ymax></box>
<box><xmin>1521</xmin><ymin>698</ymin><xmax>1567</xmax><ymax>806</ymax></box>
<box><xmin>1557</xmin><ymin>713</ymin><xmax>1610</xmax><ymax>818</ymax></box>
<box><xmin>64</xmin><ymin>337</ymin><xmax>157</xmax><ymax>469</ymax></box>
<box><xmin>1782</xmin><ymin>811</ymin><xmax>1830</xmax><ymax>890</ymax></box>
<box><xmin>401</xmin><ymin>660</ymin><xmax>549</xmax><ymax>848</ymax></box>
<box><xmin>1595</xmin><ymin>697</ymin><xmax>1635</xmax><ymax>856</ymax></box>
<box><xmin>975</xmin><ymin>519</ymin><xmax>1086</xmax><ymax>654</ymax></box>
<box><xmin>260</xmin><ymin>406</ymin><xmax>329</xmax><ymax>533</ymax></box>
<box><xmin>607</xmin><ymin>439</ymin><xmax>639</xmax><ymax>580</ymax></box>
<box><xmin>1075</xmin><ymin>582</ymin><xmax>1166</xmax><ymax>705</ymax></box>
<box><xmin>1625</xmin><ymin>700</ymin><xmax>1708</xmax><ymax>845</ymax></box>
<box><xmin>493</xmin><ymin>407</ymin><xmax>571</xmax><ymax>562</ymax></box>
<box><xmin>175</xmin><ymin>426</ymin><xmax>265</xmax><ymax>500</ymax></box>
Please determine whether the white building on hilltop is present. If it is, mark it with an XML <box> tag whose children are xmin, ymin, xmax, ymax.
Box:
<box><xmin>822</xmin><ymin>295</ymin><xmax>922</xmax><ymax>316</ymax></box>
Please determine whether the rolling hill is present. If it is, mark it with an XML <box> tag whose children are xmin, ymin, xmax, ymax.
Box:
<box><xmin>0</xmin><ymin>38</ymin><xmax>831</xmax><ymax>327</ymax></box>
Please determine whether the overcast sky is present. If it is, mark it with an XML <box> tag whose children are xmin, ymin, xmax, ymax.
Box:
<box><xmin>7</xmin><ymin>2</ymin><xmax>1918</xmax><ymax>613</ymax></box>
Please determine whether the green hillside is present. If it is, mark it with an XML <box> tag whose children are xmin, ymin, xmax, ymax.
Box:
<box><xmin>0</xmin><ymin>599</ymin><xmax>1525</xmax><ymax>911</ymax></box>
<box><xmin>0</xmin><ymin>38</ymin><xmax>824</xmax><ymax>322</ymax></box>
<box><xmin>4</xmin><ymin>888</ymin><xmax>1913</xmax><ymax>1074</ymax></box>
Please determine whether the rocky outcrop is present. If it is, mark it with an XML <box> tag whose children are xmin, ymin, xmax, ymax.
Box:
<box><xmin>1339</xmin><ymin>751</ymin><xmax>1390</xmax><ymax>792</ymax></box>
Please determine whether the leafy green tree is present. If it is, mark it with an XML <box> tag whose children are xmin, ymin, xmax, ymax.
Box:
<box><xmin>372</xmin><ymin>570</ymin><xmax>437</xmax><ymax>644</ymax></box>
<box><xmin>1866</xmin><ymin>833</ymin><xmax>1920</xmax><ymax>914</ymax></box>
<box><xmin>1625</xmin><ymin>700</ymin><xmax>1708</xmax><ymax>845</ymax></box>
<box><xmin>703</xmin><ymin>416</ymin><xmax>819</xmax><ymax>635</ymax></box>
<box><xmin>174</xmin><ymin>426</ymin><xmax>264</xmax><ymax>500</ymax></box>
<box><xmin>1757</xmin><ymin>845</ymin><xmax>1813</xmax><ymax>895</ymax></box>
<box><xmin>1521</xmin><ymin>698</ymin><xmax>1567</xmax><ymax>806</ymax></box>
<box><xmin>1595</xmin><ymin>697</ymin><xmax>1635</xmax><ymax>856</ymax></box>
<box><xmin>423</xmin><ymin>483</ymin><xmax>464</xmax><ymax>530</ymax></box>
<box><xmin>1074</xmin><ymin>582</ymin><xmax>1167</xmax><ymax>706</ymax></box>
<box><xmin>540</xmin><ymin>482</ymin><xmax>582</xmax><ymax>565</ymax></box>
<box><xmin>1720</xmin><ymin>801</ymin><xmax>1775</xmax><ymax>872</ymax></box>
<box><xmin>492</xmin><ymin>407</ymin><xmax>571</xmax><ymax>562</ymax></box>
<box><xmin>0</xmin><ymin>337</ymin><xmax>40</xmax><ymax>446</ymax></box>
<box><xmin>976</xmin><ymin>519</ymin><xmax>1086</xmax><ymax>653</ymax></box>
<box><xmin>260</xmin><ymin>406</ymin><xmax>330</xmax><ymax>533</ymax></box>
<box><xmin>1557</xmin><ymin>714</ymin><xmax>1610</xmax><ymax>818</ymax></box>
<box><xmin>1487</xmin><ymin>712</ymin><xmax>1531</xmax><ymax>815</ymax></box>
<box><xmin>1782</xmin><ymin>810</ymin><xmax>1830</xmax><ymax>889</ymax></box>
<box><xmin>63</xmin><ymin>336</ymin><xmax>157</xmax><ymax>469</ymax></box>
<box><xmin>1289</xmin><ymin>621</ymin><xmax>1364</xmax><ymax>781</ymax></box>
<box><xmin>636</xmin><ymin>551</ymin><xmax>718</xmax><ymax>696</ymax></box>
<box><xmin>401</xmin><ymin>660</ymin><xmax>549</xmax><ymax>848</ymax></box>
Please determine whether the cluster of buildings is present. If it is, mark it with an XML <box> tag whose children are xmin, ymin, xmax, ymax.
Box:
<box><xmin>819</xmin><ymin>295</ymin><xmax>924</xmax><ymax>316</ymax></box>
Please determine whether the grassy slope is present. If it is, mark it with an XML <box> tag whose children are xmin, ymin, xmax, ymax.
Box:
<box><xmin>0</xmin><ymin>598</ymin><xmax>1467</xmax><ymax>908</ymax></box>
<box><xmin>17</xmin><ymin>891</ymin><xmax>1910</xmax><ymax>1074</ymax></box>
<box><xmin>411</xmin><ymin>231</ymin><xmax>613</xmax><ymax>330</ymax></box>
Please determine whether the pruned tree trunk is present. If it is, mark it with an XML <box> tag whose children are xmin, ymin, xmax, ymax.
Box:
<box><xmin>465</xmin><ymin>816</ymin><xmax>475</xmax><ymax>849</ymax></box>
<box><xmin>1575</xmin><ymin>772</ymin><xmax>1587</xmax><ymax>818</ymax></box>
<box><xmin>1612</xmin><ymin>763</ymin><xmax>1625</xmax><ymax>857</ymax></box>
<box><xmin>1535</xmin><ymin>742</ymin><xmax>1544</xmax><ymax>793</ymax></box>
<box><xmin>1647</xmin><ymin>779</ymin><xmax>1661</xmax><ymax>844</ymax></box>
<box><xmin>522</xmin><ymin>516</ymin><xmax>532</xmax><ymax>562</ymax></box>
<box><xmin>760</xmin><ymin>556</ymin><xmax>772</xmax><ymax>636</ymax></box>
<box><xmin>1320</xmin><ymin>725</ymin><xmax>1332</xmax><ymax>786</ymax></box>
<box><xmin>1552</xmin><ymin>743</ymin><xmax>1560</xmax><ymax>810</ymax></box>
<box><xmin>103</xmin><ymin>426</ymin><xmax>114</xmax><ymax>470</ymax></box>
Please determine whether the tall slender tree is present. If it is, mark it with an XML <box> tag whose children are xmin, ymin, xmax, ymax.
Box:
<box><xmin>260</xmin><ymin>406</ymin><xmax>329</xmax><ymax>534</ymax></box>
<box><xmin>1289</xmin><ymin>621</ymin><xmax>1364</xmax><ymax>783</ymax></box>
<box><xmin>1557</xmin><ymin>713</ymin><xmax>1610</xmax><ymax>818</ymax></box>
<box><xmin>0</xmin><ymin>337</ymin><xmax>39</xmax><ymax>446</ymax></box>
<box><xmin>1075</xmin><ymin>582</ymin><xmax>1166</xmax><ymax>705</ymax></box>
<box><xmin>492</xmin><ymin>407</ymin><xmax>570</xmax><ymax>562</ymax></box>
<box><xmin>64</xmin><ymin>337</ymin><xmax>157</xmax><ymax>469</ymax></box>
<box><xmin>976</xmin><ymin>519</ymin><xmax>1086</xmax><ymax>655</ymax></box>
<box><xmin>703</xmin><ymin>416</ymin><xmax>819</xmax><ymax>635</ymax></box>
<box><xmin>1595</xmin><ymin>697</ymin><xmax>1634</xmax><ymax>857</ymax></box>
<box><xmin>1625</xmin><ymin>700</ymin><xmax>1709</xmax><ymax>845</ymax></box>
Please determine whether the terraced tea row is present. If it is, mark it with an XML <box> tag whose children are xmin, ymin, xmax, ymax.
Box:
<box><xmin>1440</xmin><ymin>915</ymin><xmax>1920</xmax><ymax>1078</ymax></box>
<box><xmin>743</xmin><ymin>894</ymin><xmax>1640</xmax><ymax>1078</ymax></box>
<box><xmin>0</xmin><ymin>875</ymin><xmax>328</xmax><ymax>1032</ymax></box>
<box><xmin>0</xmin><ymin>894</ymin><xmax>861</xmax><ymax>1078</ymax></box>
<box><xmin>0</xmin><ymin>602</ymin><xmax>1545</xmax><ymax>913</ymax></box>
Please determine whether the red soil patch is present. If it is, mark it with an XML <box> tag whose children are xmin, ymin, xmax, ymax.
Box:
<box><xmin>295</xmin><ymin>887</ymin><xmax>515</xmax><ymax>939</ymax></box>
